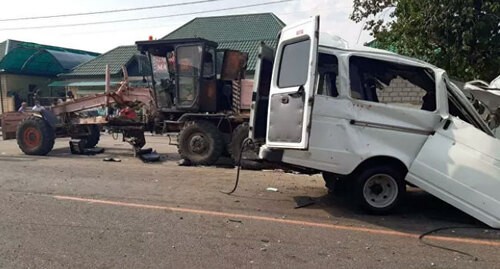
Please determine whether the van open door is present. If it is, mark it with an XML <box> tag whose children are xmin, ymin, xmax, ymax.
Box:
<box><xmin>249</xmin><ymin>42</ymin><xmax>275</xmax><ymax>141</ymax></box>
<box><xmin>266</xmin><ymin>16</ymin><xmax>319</xmax><ymax>149</ymax></box>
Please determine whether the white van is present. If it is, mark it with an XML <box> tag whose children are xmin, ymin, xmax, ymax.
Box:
<box><xmin>249</xmin><ymin>16</ymin><xmax>500</xmax><ymax>228</ymax></box>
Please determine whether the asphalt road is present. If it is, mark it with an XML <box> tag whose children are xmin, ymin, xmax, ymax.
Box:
<box><xmin>0</xmin><ymin>134</ymin><xmax>499</xmax><ymax>268</ymax></box>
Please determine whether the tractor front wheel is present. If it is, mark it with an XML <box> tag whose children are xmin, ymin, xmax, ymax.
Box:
<box><xmin>178</xmin><ymin>121</ymin><xmax>224</xmax><ymax>166</ymax></box>
<box><xmin>16</xmin><ymin>116</ymin><xmax>55</xmax><ymax>155</ymax></box>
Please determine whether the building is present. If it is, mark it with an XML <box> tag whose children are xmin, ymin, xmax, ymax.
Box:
<box><xmin>0</xmin><ymin>39</ymin><xmax>98</xmax><ymax>113</ymax></box>
<box><xmin>53</xmin><ymin>46</ymin><xmax>150</xmax><ymax>97</ymax></box>
<box><xmin>162</xmin><ymin>13</ymin><xmax>285</xmax><ymax>78</ymax></box>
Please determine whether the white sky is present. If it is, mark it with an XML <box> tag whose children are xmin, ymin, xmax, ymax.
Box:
<box><xmin>0</xmin><ymin>0</ymin><xmax>372</xmax><ymax>53</ymax></box>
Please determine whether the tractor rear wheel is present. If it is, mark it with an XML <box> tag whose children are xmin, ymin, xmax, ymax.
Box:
<box><xmin>16</xmin><ymin>116</ymin><xmax>55</xmax><ymax>156</ymax></box>
<box><xmin>84</xmin><ymin>125</ymin><xmax>101</xmax><ymax>148</ymax></box>
<box><xmin>229</xmin><ymin>123</ymin><xmax>266</xmax><ymax>170</ymax></box>
<box><xmin>178</xmin><ymin>121</ymin><xmax>224</xmax><ymax>165</ymax></box>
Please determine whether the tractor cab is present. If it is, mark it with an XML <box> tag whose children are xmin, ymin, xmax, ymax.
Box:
<box><xmin>136</xmin><ymin>38</ymin><xmax>247</xmax><ymax>113</ymax></box>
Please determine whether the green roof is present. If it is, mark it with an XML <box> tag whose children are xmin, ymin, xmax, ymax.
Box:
<box><xmin>0</xmin><ymin>39</ymin><xmax>98</xmax><ymax>76</ymax></box>
<box><xmin>61</xmin><ymin>45</ymin><xmax>143</xmax><ymax>78</ymax></box>
<box><xmin>162</xmin><ymin>13</ymin><xmax>285</xmax><ymax>71</ymax></box>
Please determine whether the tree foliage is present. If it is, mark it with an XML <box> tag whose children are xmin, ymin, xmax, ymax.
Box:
<box><xmin>351</xmin><ymin>0</ymin><xmax>500</xmax><ymax>81</ymax></box>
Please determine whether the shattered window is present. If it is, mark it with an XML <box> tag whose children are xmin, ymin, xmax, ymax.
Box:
<box><xmin>317</xmin><ymin>53</ymin><xmax>339</xmax><ymax>97</ymax></box>
<box><xmin>349</xmin><ymin>56</ymin><xmax>436</xmax><ymax>111</ymax></box>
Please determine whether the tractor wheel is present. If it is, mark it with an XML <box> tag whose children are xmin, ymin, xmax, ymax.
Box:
<box><xmin>16</xmin><ymin>116</ymin><xmax>55</xmax><ymax>156</ymax></box>
<box><xmin>178</xmin><ymin>121</ymin><xmax>224</xmax><ymax>165</ymax></box>
<box><xmin>84</xmin><ymin>125</ymin><xmax>101</xmax><ymax>148</ymax></box>
<box><xmin>71</xmin><ymin>125</ymin><xmax>100</xmax><ymax>148</ymax></box>
<box><xmin>228</xmin><ymin>123</ymin><xmax>266</xmax><ymax>170</ymax></box>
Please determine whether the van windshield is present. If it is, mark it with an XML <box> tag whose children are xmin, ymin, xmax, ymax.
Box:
<box><xmin>446</xmin><ymin>78</ymin><xmax>494</xmax><ymax>135</ymax></box>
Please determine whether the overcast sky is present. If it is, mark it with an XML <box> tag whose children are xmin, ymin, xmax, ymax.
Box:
<box><xmin>0</xmin><ymin>0</ymin><xmax>372</xmax><ymax>53</ymax></box>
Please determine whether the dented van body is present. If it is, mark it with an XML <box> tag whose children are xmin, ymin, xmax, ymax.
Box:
<box><xmin>250</xmin><ymin>16</ymin><xmax>500</xmax><ymax>227</ymax></box>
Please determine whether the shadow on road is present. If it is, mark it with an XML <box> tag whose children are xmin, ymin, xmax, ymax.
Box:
<box><xmin>292</xmin><ymin>187</ymin><xmax>500</xmax><ymax>239</ymax></box>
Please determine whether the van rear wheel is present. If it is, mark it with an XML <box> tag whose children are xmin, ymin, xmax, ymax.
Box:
<box><xmin>354</xmin><ymin>165</ymin><xmax>406</xmax><ymax>214</ymax></box>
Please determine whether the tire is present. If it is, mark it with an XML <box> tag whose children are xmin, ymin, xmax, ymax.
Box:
<box><xmin>178</xmin><ymin>120</ymin><xmax>224</xmax><ymax>165</ymax></box>
<box><xmin>354</xmin><ymin>165</ymin><xmax>406</xmax><ymax>214</ymax></box>
<box><xmin>16</xmin><ymin>116</ymin><xmax>55</xmax><ymax>156</ymax></box>
<box><xmin>228</xmin><ymin>123</ymin><xmax>265</xmax><ymax>170</ymax></box>
<box><xmin>84</xmin><ymin>125</ymin><xmax>100</xmax><ymax>148</ymax></box>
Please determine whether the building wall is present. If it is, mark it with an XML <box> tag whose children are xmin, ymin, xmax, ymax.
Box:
<box><xmin>0</xmin><ymin>73</ymin><xmax>53</xmax><ymax>113</ymax></box>
<box><xmin>0</xmin><ymin>75</ymin><xmax>15</xmax><ymax>113</ymax></box>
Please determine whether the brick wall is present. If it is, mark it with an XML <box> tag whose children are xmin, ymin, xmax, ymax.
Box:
<box><xmin>377</xmin><ymin>77</ymin><xmax>426</xmax><ymax>108</ymax></box>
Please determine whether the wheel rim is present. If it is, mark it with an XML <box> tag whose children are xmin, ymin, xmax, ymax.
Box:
<box><xmin>363</xmin><ymin>174</ymin><xmax>399</xmax><ymax>209</ymax></box>
<box><xmin>23</xmin><ymin>127</ymin><xmax>42</xmax><ymax>149</ymax></box>
<box><xmin>188</xmin><ymin>133</ymin><xmax>208</xmax><ymax>154</ymax></box>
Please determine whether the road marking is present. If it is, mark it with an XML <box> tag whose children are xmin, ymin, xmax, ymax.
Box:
<box><xmin>53</xmin><ymin>195</ymin><xmax>500</xmax><ymax>247</ymax></box>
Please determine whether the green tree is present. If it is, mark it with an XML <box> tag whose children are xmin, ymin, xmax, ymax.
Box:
<box><xmin>351</xmin><ymin>0</ymin><xmax>500</xmax><ymax>81</ymax></box>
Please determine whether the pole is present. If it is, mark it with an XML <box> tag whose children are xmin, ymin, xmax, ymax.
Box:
<box><xmin>105</xmin><ymin>64</ymin><xmax>110</xmax><ymax>117</ymax></box>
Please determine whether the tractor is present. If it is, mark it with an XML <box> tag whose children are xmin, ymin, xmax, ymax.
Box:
<box><xmin>2</xmin><ymin>38</ymin><xmax>259</xmax><ymax>167</ymax></box>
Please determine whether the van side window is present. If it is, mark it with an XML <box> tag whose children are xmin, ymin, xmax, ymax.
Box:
<box><xmin>317</xmin><ymin>53</ymin><xmax>339</xmax><ymax>97</ymax></box>
<box><xmin>349</xmin><ymin>56</ymin><xmax>436</xmax><ymax>111</ymax></box>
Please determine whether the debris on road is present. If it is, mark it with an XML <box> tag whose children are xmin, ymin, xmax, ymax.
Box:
<box><xmin>136</xmin><ymin>148</ymin><xmax>161</xmax><ymax>163</ymax></box>
<box><xmin>178</xmin><ymin>159</ymin><xmax>192</xmax><ymax>166</ymax></box>
<box><xmin>228</xmin><ymin>219</ymin><xmax>243</xmax><ymax>223</ymax></box>
<box><xmin>70</xmin><ymin>139</ymin><xmax>105</xmax><ymax>155</ymax></box>
<box><xmin>266</xmin><ymin>187</ymin><xmax>278</xmax><ymax>192</ymax></box>
<box><xmin>294</xmin><ymin>196</ymin><xmax>316</xmax><ymax>209</ymax></box>
<box><xmin>103</xmin><ymin>157</ymin><xmax>121</xmax><ymax>162</ymax></box>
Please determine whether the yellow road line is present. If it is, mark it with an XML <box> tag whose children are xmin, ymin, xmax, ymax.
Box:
<box><xmin>53</xmin><ymin>195</ymin><xmax>500</xmax><ymax>247</ymax></box>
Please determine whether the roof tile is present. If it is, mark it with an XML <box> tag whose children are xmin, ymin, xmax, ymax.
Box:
<box><xmin>163</xmin><ymin>13</ymin><xmax>284</xmax><ymax>71</ymax></box>
<box><xmin>62</xmin><ymin>45</ymin><xmax>139</xmax><ymax>77</ymax></box>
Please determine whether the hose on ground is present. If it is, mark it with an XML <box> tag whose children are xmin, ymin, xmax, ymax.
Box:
<box><xmin>419</xmin><ymin>226</ymin><xmax>500</xmax><ymax>261</ymax></box>
<box><xmin>221</xmin><ymin>137</ymin><xmax>255</xmax><ymax>195</ymax></box>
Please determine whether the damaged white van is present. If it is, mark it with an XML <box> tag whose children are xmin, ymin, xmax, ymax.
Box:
<box><xmin>249</xmin><ymin>16</ymin><xmax>500</xmax><ymax>228</ymax></box>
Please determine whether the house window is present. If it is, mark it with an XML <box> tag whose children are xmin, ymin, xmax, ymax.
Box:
<box><xmin>278</xmin><ymin>39</ymin><xmax>311</xmax><ymax>88</ymax></box>
<box><xmin>349</xmin><ymin>56</ymin><xmax>436</xmax><ymax>111</ymax></box>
